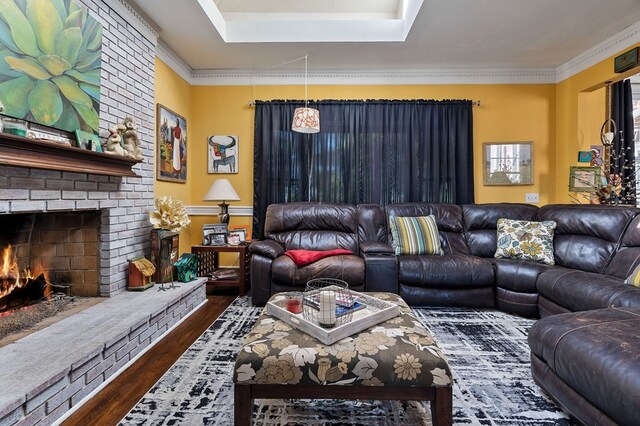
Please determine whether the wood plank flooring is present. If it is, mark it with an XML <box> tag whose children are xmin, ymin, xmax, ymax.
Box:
<box><xmin>62</xmin><ymin>294</ymin><xmax>236</xmax><ymax>426</ymax></box>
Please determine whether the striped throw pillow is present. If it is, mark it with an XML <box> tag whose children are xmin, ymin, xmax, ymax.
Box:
<box><xmin>624</xmin><ymin>264</ymin><xmax>640</xmax><ymax>287</ymax></box>
<box><xmin>389</xmin><ymin>215</ymin><xmax>444</xmax><ymax>255</ymax></box>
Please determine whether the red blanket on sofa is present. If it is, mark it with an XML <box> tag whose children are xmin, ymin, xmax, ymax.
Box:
<box><xmin>284</xmin><ymin>249</ymin><xmax>353</xmax><ymax>267</ymax></box>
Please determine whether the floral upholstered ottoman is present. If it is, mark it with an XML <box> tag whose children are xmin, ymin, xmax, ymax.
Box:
<box><xmin>233</xmin><ymin>293</ymin><xmax>453</xmax><ymax>425</ymax></box>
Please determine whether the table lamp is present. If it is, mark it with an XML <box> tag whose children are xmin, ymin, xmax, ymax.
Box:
<box><xmin>203</xmin><ymin>179</ymin><xmax>240</xmax><ymax>224</ymax></box>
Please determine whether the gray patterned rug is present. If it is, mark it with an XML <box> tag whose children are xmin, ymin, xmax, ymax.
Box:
<box><xmin>121</xmin><ymin>297</ymin><xmax>576</xmax><ymax>425</ymax></box>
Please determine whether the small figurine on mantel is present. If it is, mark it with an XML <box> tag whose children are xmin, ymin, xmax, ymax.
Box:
<box><xmin>121</xmin><ymin>117</ymin><xmax>142</xmax><ymax>160</ymax></box>
<box><xmin>105</xmin><ymin>123</ymin><xmax>126</xmax><ymax>156</ymax></box>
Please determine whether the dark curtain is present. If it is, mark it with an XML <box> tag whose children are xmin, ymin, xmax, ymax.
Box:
<box><xmin>610</xmin><ymin>80</ymin><xmax>635</xmax><ymax>202</ymax></box>
<box><xmin>253</xmin><ymin>99</ymin><xmax>474</xmax><ymax>238</ymax></box>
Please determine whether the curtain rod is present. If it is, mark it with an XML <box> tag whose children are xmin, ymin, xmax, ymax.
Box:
<box><xmin>248</xmin><ymin>100</ymin><xmax>481</xmax><ymax>107</ymax></box>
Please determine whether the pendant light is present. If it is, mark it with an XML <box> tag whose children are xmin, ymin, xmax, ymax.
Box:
<box><xmin>600</xmin><ymin>82</ymin><xmax>616</xmax><ymax>146</ymax></box>
<box><xmin>291</xmin><ymin>54</ymin><xmax>320</xmax><ymax>134</ymax></box>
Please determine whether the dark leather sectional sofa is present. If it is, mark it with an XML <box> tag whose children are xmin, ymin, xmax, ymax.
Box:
<box><xmin>249</xmin><ymin>201</ymin><xmax>640</xmax><ymax>425</ymax></box>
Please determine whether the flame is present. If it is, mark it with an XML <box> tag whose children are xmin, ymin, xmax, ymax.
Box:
<box><xmin>0</xmin><ymin>245</ymin><xmax>50</xmax><ymax>300</ymax></box>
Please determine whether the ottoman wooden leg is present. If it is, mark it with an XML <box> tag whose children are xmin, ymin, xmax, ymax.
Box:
<box><xmin>234</xmin><ymin>384</ymin><xmax>253</xmax><ymax>425</ymax></box>
<box><xmin>431</xmin><ymin>386</ymin><xmax>452</xmax><ymax>426</ymax></box>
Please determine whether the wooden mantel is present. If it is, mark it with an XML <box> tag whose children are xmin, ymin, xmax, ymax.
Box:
<box><xmin>0</xmin><ymin>133</ymin><xmax>141</xmax><ymax>177</ymax></box>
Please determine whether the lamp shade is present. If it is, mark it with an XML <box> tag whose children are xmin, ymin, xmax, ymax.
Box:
<box><xmin>292</xmin><ymin>107</ymin><xmax>320</xmax><ymax>134</ymax></box>
<box><xmin>203</xmin><ymin>179</ymin><xmax>240</xmax><ymax>201</ymax></box>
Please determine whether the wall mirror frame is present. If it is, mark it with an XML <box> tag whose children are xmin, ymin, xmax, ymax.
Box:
<box><xmin>483</xmin><ymin>141</ymin><xmax>533</xmax><ymax>186</ymax></box>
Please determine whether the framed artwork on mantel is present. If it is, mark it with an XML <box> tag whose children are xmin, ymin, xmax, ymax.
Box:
<box><xmin>483</xmin><ymin>142</ymin><xmax>533</xmax><ymax>185</ymax></box>
<box><xmin>157</xmin><ymin>104</ymin><xmax>187</xmax><ymax>183</ymax></box>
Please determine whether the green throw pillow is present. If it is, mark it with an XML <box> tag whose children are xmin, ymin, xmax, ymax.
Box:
<box><xmin>389</xmin><ymin>215</ymin><xmax>444</xmax><ymax>256</ymax></box>
<box><xmin>624</xmin><ymin>263</ymin><xmax>640</xmax><ymax>287</ymax></box>
<box><xmin>494</xmin><ymin>218</ymin><xmax>557</xmax><ymax>265</ymax></box>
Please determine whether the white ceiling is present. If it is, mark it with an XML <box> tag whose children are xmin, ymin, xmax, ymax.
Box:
<box><xmin>128</xmin><ymin>0</ymin><xmax>640</xmax><ymax>75</ymax></box>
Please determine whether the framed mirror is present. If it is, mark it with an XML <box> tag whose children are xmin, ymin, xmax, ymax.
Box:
<box><xmin>483</xmin><ymin>142</ymin><xmax>533</xmax><ymax>185</ymax></box>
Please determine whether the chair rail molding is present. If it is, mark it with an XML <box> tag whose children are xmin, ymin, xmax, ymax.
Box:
<box><xmin>187</xmin><ymin>205</ymin><xmax>253</xmax><ymax>217</ymax></box>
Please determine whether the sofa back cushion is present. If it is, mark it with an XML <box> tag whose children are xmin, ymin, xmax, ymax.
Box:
<box><xmin>356</xmin><ymin>204</ymin><xmax>388</xmax><ymax>244</ymax></box>
<box><xmin>385</xmin><ymin>203</ymin><xmax>469</xmax><ymax>254</ymax></box>
<box><xmin>264</xmin><ymin>202</ymin><xmax>359</xmax><ymax>252</ymax></box>
<box><xmin>463</xmin><ymin>203</ymin><xmax>538</xmax><ymax>258</ymax></box>
<box><xmin>536</xmin><ymin>205</ymin><xmax>637</xmax><ymax>273</ymax></box>
<box><xmin>604</xmin><ymin>214</ymin><xmax>640</xmax><ymax>279</ymax></box>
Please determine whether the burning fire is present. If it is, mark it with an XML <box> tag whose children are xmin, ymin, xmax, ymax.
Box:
<box><xmin>0</xmin><ymin>245</ymin><xmax>50</xmax><ymax>300</ymax></box>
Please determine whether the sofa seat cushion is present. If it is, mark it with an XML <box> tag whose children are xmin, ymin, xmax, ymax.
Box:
<box><xmin>398</xmin><ymin>254</ymin><xmax>494</xmax><ymax>288</ymax></box>
<box><xmin>536</xmin><ymin>268</ymin><xmax>640</xmax><ymax>312</ymax></box>
<box><xmin>528</xmin><ymin>307</ymin><xmax>640</xmax><ymax>426</ymax></box>
<box><xmin>493</xmin><ymin>258</ymin><xmax>551</xmax><ymax>293</ymax></box>
<box><xmin>271</xmin><ymin>254</ymin><xmax>365</xmax><ymax>286</ymax></box>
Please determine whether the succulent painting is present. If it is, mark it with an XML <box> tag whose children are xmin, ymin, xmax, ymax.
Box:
<box><xmin>0</xmin><ymin>0</ymin><xmax>102</xmax><ymax>132</ymax></box>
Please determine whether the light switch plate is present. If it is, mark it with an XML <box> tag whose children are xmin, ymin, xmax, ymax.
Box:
<box><xmin>525</xmin><ymin>193</ymin><xmax>539</xmax><ymax>203</ymax></box>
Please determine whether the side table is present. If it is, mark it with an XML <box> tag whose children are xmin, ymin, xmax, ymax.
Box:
<box><xmin>191</xmin><ymin>243</ymin><xmax>250</xmax><ymax>295</ymax></box>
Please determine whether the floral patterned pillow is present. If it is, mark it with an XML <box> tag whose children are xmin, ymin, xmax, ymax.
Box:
<box><xmin>494</xmin><ymin>218</ymin><xmax>557</xmax><ymax>265</ymax></box>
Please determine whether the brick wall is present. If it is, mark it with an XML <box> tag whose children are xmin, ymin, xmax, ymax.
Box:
<box><xmin>0</xmin><ymin>0</ymin><xmax>158</xmax><ymax>296</ymax></box>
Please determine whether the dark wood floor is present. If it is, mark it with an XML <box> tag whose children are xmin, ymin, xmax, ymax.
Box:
<box><xmin>62</xmin><ymin>293</ymin><xmax>236</xmax><ymax>426</ymax></box>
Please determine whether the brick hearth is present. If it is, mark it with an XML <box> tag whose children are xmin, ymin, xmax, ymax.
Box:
<box><xmin>0</xmin><ymin>279</ymin><xmax>206</xmax><ymax>425</ymax></box>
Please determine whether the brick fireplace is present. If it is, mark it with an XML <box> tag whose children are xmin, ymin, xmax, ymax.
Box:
<box><xmin>0</xmin><ymin>0</ymin><xmax>156</xmax><ymax>297</ymax></box>
<box><xmin>0</xmin><ymin>212</ymin><xmax>100</xmax><ymax>298</ymax></box>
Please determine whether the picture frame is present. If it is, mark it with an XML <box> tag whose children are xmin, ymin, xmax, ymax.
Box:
<box><xmin>569</xmin><ymin>166</ymin><xmax>602</xmax><ymax>192</ymax></box>
<box><xmin>208</xmin><ymin>135</ymin><xmax>238</xmax><ymax>174</ymax></box>
<box><xmin>74</xmin><ymin>129</ymin><xmax>102</xmax><ymax>152</ymax></box>
<box><xmin>577</xmin><ymin>151</ymin><xmax>592</xmax><ymax>163</ymax></box>
<box><xmin>209</xmin><ymin>233</ymin><xmax>227</xmax><ymax>246</ymax></box>
<box><xmin>228</xmin><ymin>229</ymin><xmax>246</xmax><ymax>245</ymax></box>
<box><xmin>202</xmin><ymin>223</ymin><xmax>228</xmax><ymax>245</ymax></box>
<box><xmin>157</xmin><ymin>104</ymin><xmax>187</xmax><ymax>183</ymax></box>
<box><xmin>483</xmin><ymin>142</ymin><xmax>533</xmax><ymax>186</ymax></box>
<box><xmin>230</xmin><ymin>225</ymin><xmax>249</xmax><ymax>242</ymax></box>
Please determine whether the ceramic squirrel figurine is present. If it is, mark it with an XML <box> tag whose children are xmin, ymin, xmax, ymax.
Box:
<box><xmin>105</xmin><ymin>123</ymin><xmax>126</xmax><ymax>156</ymax></box>
<box><xmin>121</xmin><ymin>117</ymin><xmax>142</xmax><ymax>160</ymax></box>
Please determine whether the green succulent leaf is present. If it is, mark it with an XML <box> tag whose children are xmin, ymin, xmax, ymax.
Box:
<box><xmin>5</xmin><ymin>55</ymin><xmax>51</xmax><ymax>79</ymax></box>
<box><xmin>50</xmin><ymin>0</ymin><xmax>66</xmax><ymax>21</ymax></box>
<box><xmin>55</xmin><ymin>27</ymin><xmax>82</xmax><ymax>65</ymax></box>
<box><xmin>0</xmin><ymin>49</ymin><xmax>22</xmax><ymax>77</ymax></box>
<box><xmin>75</xmin><ymin>48</ymin><xmax>99</xmax><ymax>71</ymax></box>
<box><xmin>79</xmin><ymin>18</ymin><xmax>99</xmax><ymax>60</ymax></box>
<box><xmin>79</xmin><ymin>82</ymin><xmax>99</xmax><ymax>101</ymax></box>
<box><xmin>28</xmin><ymin>79</ymin><xmax>62</xmax><ymax>125</ymax></box>
<box><xmin>27</xmin><ymin>0</ymin><xmax>63</xmax><ymax>54</ymax></box>
<box><xmin>0</xmin><ymin>74</ymin><xmax>34</xmax><ymax>117</ymax></box>
<box><xmin>71</xmin><ymin>102</ymin><xmax>99</xmax><ymax>132</ymax></box>
<box><xmin>53</xmin><ymin>74</ymin><xmax>91</xmax><ymax>107</ymax></box>
<box><xmin>38</xmin><ymin>53</ymin><xmax>71</xmax><ymax>76</ymax></box>
<box><xmin>55</xmin><ymin>99</ymin><xmax>81</xmax><ymax>131</ymax></box>
<box><xmin>66</xmin><ymin>68</ymin><xmax>99</xmax><ymax>85</ymax></box>
<box><xmin>0</xmin><ymin>0</ymin><xmax>41</xmax><ymax>57</ymax></box>
<box><xmin>68</xmin><ymin>1</ymin><xmax>81</xmax><ymax>16</ymax></box>
<box><xmin>87</xmin><ymin>24</ymin><xmax>101</xmax><ymax>51</ymax></box>
<box><xmin>0</xmin><ymin>18</ymin><xmax>20</xmax><ymax>53</ymax></box>
<box><xmin>64</xmin><ymin>9</ymin><xmax>84</xmax><ymax>30</ymax></box>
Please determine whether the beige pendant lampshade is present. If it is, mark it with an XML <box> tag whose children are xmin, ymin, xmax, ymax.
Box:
<box><xmin>292</xmin><ymin>107</ymin><xmax>320</xmax><ymax>133</ymax></box>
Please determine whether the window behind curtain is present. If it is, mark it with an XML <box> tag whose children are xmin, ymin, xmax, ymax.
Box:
<box><xmin>253</xmin><ymin>99</ymin><xmax>474</xmax><ymax>238</ymax></box>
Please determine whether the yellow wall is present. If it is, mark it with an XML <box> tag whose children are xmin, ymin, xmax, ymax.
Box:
<box><xmin>154</xmin><ymin>41</ymin><xmax>640</xmax><ymax>253</ymax></box>
<box><xmin>154</xmin><ymin>58</ymin><xmax>193</xmax><ymax>251</ymax></box>
<box><xmin>555</xmin><ymin>43</ymin><xmax>640</xmax><ymax>203</ymax></box>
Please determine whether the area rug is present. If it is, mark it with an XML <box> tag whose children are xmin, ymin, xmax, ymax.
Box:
<box><xmin>121</xmin><ymin>297</ymin><xmax>576</xmax><ymax>425</ymax></box>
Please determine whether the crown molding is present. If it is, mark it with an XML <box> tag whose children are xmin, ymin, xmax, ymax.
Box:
<box><xmin>104</xmin><ymin>0</ymin><xmax>159</xmax><ymax>44</ymax></box>
<box><xmin>158</xmin><ymin>20</ymin><xmax>640</xmax><ymax>86</ymax></box>
<box><xmin>187</xmin><ymin>205</ymin><xmax>253</xmax><ymax>217</ymax></box>
<box><xmin>190</xmin><ymin>68</ymin><xmax>558</xmax><ymax>85</ymax></box>
<box><xmin>556</xmin><ymin>20</ymin><xmax>640</xmax><ymax>83</ymax></box>
<box><xmin>156</xmin><ymin>40</ymin><xmax>194</xmax><ymax>83</ymax></box>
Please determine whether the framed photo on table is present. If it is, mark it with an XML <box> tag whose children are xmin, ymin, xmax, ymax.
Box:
<box><xmin>157</xmin><ymin>104</ymin><xmax>187</xmax><ymax>183</ymax></box>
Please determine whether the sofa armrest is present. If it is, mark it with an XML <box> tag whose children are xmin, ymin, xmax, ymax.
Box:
<box><xmin>360</xmin><ymin>241</ymin><xmax>395</xmax><ymax>255</ymax></box>
<box><xmin>250</xmin><ymin>253</ymin><xmax>273</xmax><ymax>306</ymax></box>
<box><xmin>249</xmin><ymin>239</ymin><xmax>285</xmax><ymax>259</ymax></box>
<box><xmin>361</xmin><ymin>251</ymin><xmax>398</xmax><ymax>293</ymax></box>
